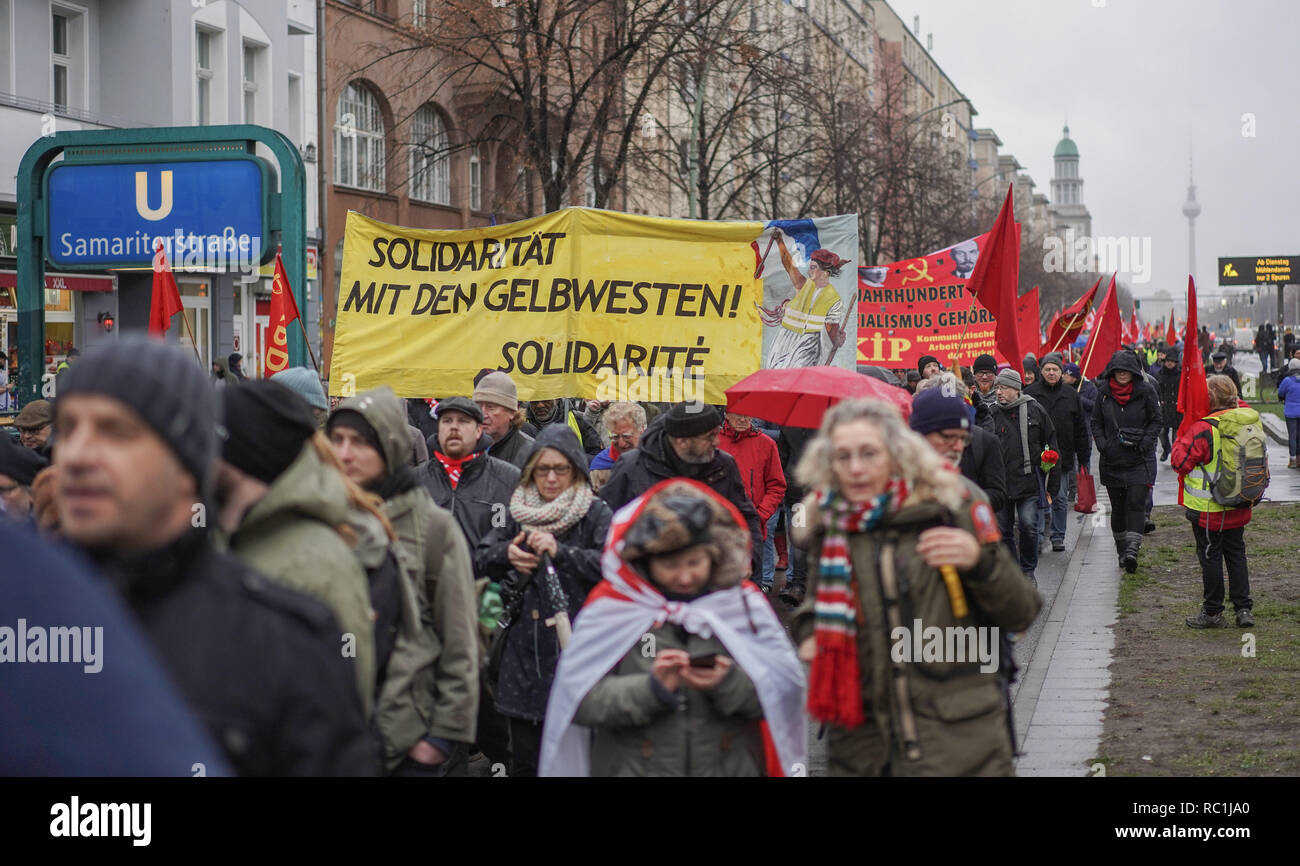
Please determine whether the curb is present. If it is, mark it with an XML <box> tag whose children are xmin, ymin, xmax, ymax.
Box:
<box><xmin>1259</xmin><ymin>412</ymin><xmax>1289</xmax><ymax>448</ymax></box>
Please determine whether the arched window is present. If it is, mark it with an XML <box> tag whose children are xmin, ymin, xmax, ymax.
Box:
<box><xmin>410</xmin><ymin>105</ymin><xmax>450</xmax><ymax>205</ymax></box>
<box><xmin>335</xmin><ymin>82</ymin><xmax>385</xmax><ymax>191</ymax></box>
<box><xmin>468</xmin><ymin>147</ymin><xmax>482</xmax><ymax>211</ymax></box>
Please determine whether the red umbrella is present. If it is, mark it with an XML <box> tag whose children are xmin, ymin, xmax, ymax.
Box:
<box><xmin>725</xmin><ymin>366</ymin><xmax>912</xmax><ymax>429</ymax></box>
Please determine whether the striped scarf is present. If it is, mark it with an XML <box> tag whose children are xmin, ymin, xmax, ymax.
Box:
<box><xmin>435</xmin><ymin>451</ymin><xmax>475</xmax><ymax>489</ymax></box>
<box><xmin>808</xmin><ymin>479</ymin><xmax>906</xmax><ymax>727</ymax></box>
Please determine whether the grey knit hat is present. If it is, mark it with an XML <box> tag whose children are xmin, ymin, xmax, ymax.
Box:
<box><xmin>472</xmin><ymin>371</ymin><xmax>518</xmax><ymax>412</ymax></box>
<box><xmin>995</xmin><ymin>369</ymin><xmax>1023</xmax><ymax>391</ymax></box>
<box><xmin>1040</xmin><ymin>352</ymin><xmax>1065</xmax><ymax>372</ymax></box>
<box><xmin>271</xmin><ymin>366</ymin><xmax>329</xmax><ymax>411</ymax></box>
<box><xmin>57</xmin><ymin>336</ymin><xmax>217</xmax><ymax>487</ymax></box>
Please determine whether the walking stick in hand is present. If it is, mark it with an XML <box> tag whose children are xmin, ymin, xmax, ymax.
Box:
<box><xmin>538</xmin><ymin>553</ymin><xmax>572</xmax><ymax>649</ymax></box>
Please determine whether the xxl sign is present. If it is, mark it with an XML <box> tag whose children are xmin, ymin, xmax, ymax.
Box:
<box><xmin>46</xmin><ymin>159</ymin><xmax>268</xmax><ymax>269</ymax></box>
<box><xmin>1218</xmin><ymin>255</ymin><xmax>1295</xmax><ymax>285</ymax></box>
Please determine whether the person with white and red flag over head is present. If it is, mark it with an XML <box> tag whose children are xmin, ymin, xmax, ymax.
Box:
<box><xmin>538</xmin><ymin>479</ymin><xmax>806</xmax><ymax>777</ymax></box>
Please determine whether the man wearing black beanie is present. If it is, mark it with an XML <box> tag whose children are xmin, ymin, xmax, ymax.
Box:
<box><xmin>0</xmin><ymin>434</ymin><xmax>48</xmax><ymax>522</ymax></box>
<box><xmin>214</xmin><ymin>380</ymin><xmax>378</xmax><ymax>720</ymax></box>
<box><xmin>54</xmin><ymin>338</ymin><xmax>373</xmax><ymax>775</ymax></box>
<box><xmin>600</xmin><ymin>401</ymin><xmax>763</xmax><ymax>577</ymax></box>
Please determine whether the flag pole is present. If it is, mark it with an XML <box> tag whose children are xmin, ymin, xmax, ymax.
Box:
<box><xmin>1076</xmin><ymin>320</ymin><xmax>1104</xmax><ymax>391</ymax></box>
<box><xmin>177</xmin><ymin>306</ymin><xmax>204</xmax><ymax>367</ymax></box>
<box><xmin>277</xmin><ymin>245</ymin><xmax>321</xmax><ymax>373</ymax></box>
<box><xmin>949</xmin><ymin>294</ymin><xmax>981</xmax><ymax>377</ymax></box>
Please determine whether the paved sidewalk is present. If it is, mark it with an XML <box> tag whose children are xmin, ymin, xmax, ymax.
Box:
<box><xmin>1013</xmin><ymin>489</ymin><xmax>1118</xmax><ymax>777</ymax></box>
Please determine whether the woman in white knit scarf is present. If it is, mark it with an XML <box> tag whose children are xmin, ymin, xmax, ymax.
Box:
<box><xmin>474</xmin><ymin>425</ymin><xmax>612</xmax><ymax>777</ymax></box>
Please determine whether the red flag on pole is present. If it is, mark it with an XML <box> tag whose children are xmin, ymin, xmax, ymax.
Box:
<box><xmin>1079</xmin><ymin>274</ymin><xmax>1122</xmax><ymax>379</ymax></box>
<box><xmin>965</xmin><ymin>185</ymin><xmax>1023</xmax><ymax>375</ymax></box>
<box><xmin>1017</xmin><ymin>287</ymin><xmax>1041</xmax><ymax>363</ymax></box>
<box><xmin>1165</xmin><ymin>315</ymin><xmax>1178</xmax><ymax>348</ymax></box>
<box><xmin>1038</xmin><ymin>276</ymin><xmax>1101</xmax><ymax>357</ymax></box>
<box><xmin>149</xmin><ymin>243</ymin><xmax>184</xmax><ymax>337</ymax></box>
<box><xmin>1123</xmin><ymin>309</ymin><xmax>1141</xmax><ymax>345</ymax></box>
<box><xmin>1175</xmin><ymin>277</ymin><xmax>1211</xmax><ymax>505</ymax></box>
<box><xmin>264</xmin><ymin>249</ymin><xmax>301</xmax><ymax>375</ymax></box>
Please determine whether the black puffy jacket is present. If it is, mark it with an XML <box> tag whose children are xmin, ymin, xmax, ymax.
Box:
<box><xmin>984</xmin><ymin>396</ymin><xmax>1059</xmax><ymax>502</ymax></box>
<box><xmin>1026</xmin><ymin>377</ymin><xmax>1091</xmax><ymax>473</ymax></box>
<box><xmin>475</xmin><ymin>426</ymin><xmax>613</xmax><ymax>721</ymax></box>
<box><xmin>90</xmin><ymin>528</ymin><xmax>377</xmax><ymax>776</ymax></box>
<box><xmin>600</xmin><ymin>415</ymin><xmax>763</xmax><ymax>577</ymax></box>
<box><xmin>421</xmin><ymin>432</ymin><xmax>522</xmax><ymax>554</ymax></box>
<box><xmin>959</xmin><ymin>424</ymin><xmax>1008</xmax><ymax>513</ymax></box>
<box><xmin>1153</xmin><ymin>362</ymin><xmax>1183</xmax><ymax>428</ymax></box>
<box><xmin>1091</xmin><ymin>350</ymin><xmax>1162</xmax><ymax>488</ymax></box>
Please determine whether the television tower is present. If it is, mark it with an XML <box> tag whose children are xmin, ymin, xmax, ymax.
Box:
<box><xmin>1181</xmin><ymin>152</ymin><xmax>1201</xmax><ymax>289</ymax></box>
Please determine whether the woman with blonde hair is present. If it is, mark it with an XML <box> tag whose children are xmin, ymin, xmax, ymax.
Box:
<box><xmin>790</xmin><ymin>398</ymin><xmax>1041</xmax><ymax>776</ymax></box>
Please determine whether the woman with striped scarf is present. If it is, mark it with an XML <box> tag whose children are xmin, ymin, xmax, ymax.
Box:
<box><xmin>789</xmin><ymin>398</ymin><xmax>1041</xmax><ymax>776</ymax></box>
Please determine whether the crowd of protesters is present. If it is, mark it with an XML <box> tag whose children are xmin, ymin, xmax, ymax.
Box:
<box><xmin>0</xmin><ymin>322</ymin><xmax>1278</xmax><ymax>778</ymax></box>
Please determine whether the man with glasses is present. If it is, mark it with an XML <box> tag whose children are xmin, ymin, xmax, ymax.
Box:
<box><xmin>588</xmin><ymin>401</ymin><xmax>647</xmax><ymax>492</ymax></box>
<box><xmin>473</xmin><ymin>371</ymin><xmax>534</xmax><ymax>469</ymax></box>
<box><xmin>599</xmin><ymin>401</ymin><xmax>763</xmax><ymax>578</ymax></box>
<box><xmin>913</xmin><ymin>374</ymin><xmax>1006</xmax><ymax>515</ymax></box>
<box><xmin>14</xmin><ymin>399</ymin><xmax>55</xmax><ymax>459</ymax></box>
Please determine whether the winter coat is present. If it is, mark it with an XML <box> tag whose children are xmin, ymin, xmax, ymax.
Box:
<box><xmin>1207</xmin><ymin>365</ymin><xmax>1242</xmax><ymax>396</ymax></box>
<box><xmin>1026</xmin><ymin>378</ymin><xmax>1091</xmax><ymax>473</ymax></box>
<box><xmin>407</xmin><ymin>398</ymin><xmax>438</xmax><ymax>443</ymax></box>
<box><xmin>90</xmin><ymin>528</ymin><xmax>377</xmax><ymax>776</ymax></box>
<box><xmin>1170</xmin><ymin>413</ymin><xmax>1253</xmax><ymax>531</ymax></box>
<box><xmin>1153</xmin><ymin>363</ymin><xmax>1183</xmax><ymax>427</ymax></box>
<box><xmin>336</xmin><ymin>388</ymin><xmax>482</xmax><ymax>750</ymax></box>
<box><xmin>570</xmin><ymin>524</ymin><xmax>767</xmax><ymax>777</ymax></box>
<box><xmin>959</xmin><ymin>424</ymin><xmax>1007</xmax><ymax>513</ymax></box>
<box><xmin>790</xmin><ymin>479</ymin><xmax>1041</xmax><ymax>776</ymax></box>
<box><xmin>600</xmin><ymin>415</ymin><xmax>763</xmax><ymax>577</ymax></box>
<box><xmin>778</xmin><ymin>426</ymin><xmax>815</xmax><ymax>511</ymax></box>
<box><xmin>222</xmin><ymin>441</ymin><xmax>376</xmax><ymax>718</ymax></box>
<box><xmin>526</xmin><ymin>399</ymin><xmax>604</xmax><ymax>457</ymax></box>
<box><xmin>2</xmin><ymin>520</ymin><xmax>232</xmax><ymax>776</ymax></box>
<box><xmin>718</xmin><ymin>422</ymin><xmax>787</xmax><ymax>528</ymax></box>
<box><xmin>1090</xmin><ymin>350</ymin><xmax>1162</xmax><ymax>488</ymax></box>
<box><xmin>984</xmin><ymin>396</ymin><xmax>1060</xmax><ymax>502</ymax></box>
<box><xmin>476</xmin><ymin>426</ymin><xmax>613</xmax><ymax>722</ymax></box>
<box><xmin>420</xmin><ymin>432</ymin><xmax>521</xmax><ymax>555</ymax></box>
<box><xmin>1076</xmin><ymin>378</ymin><xmax>1099</xmax><ymax>425</ymax></box>
<box><xmin>1278</xmin><ymin>372</ymin><xmax>1300</xmax><ymax>418</ymax></box>
<box><xmin>488</xmin><ymin>423</ymin><xmax>535</xmax><ymax>470</ymax></box>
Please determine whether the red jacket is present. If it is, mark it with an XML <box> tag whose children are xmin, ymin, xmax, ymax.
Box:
<box><xmin>1170</xmin><ymin>413</ymin><xmax>1252</xmax><ymax>530</ymax></box>
<box><xmin>718</xmin><ymin>423</ymin><xmax>787</xmax><ymax>532</ymax></box>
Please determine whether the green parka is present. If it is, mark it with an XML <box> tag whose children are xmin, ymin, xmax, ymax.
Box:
<box><xmin>792</xmin><ymin>479</ymin><xmax>1042</xmax><ymax>776</ymax></box>
<box><xmin>222</xmin><ymin>441</ymin><xmax>376</xmax><ymax>718</ymax></box>
<box><xmin>335</xmin><ymin>388</ymin><xmax>481</xmax><ymax>746</ymax></box>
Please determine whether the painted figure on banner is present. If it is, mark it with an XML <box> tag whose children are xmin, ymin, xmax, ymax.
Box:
<box><xmin>755</xmin><ymin>223</ymin><xmax>853</xmax><ymax>369</ymax></box>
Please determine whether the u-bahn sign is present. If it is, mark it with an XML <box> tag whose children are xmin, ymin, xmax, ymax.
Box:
<box><xmin>1218</xmin><ymin>255</ymin><xmax>1295</xmax><ymax>285</ymax></box>
<box><xmin>45</xmin><ymin>158</ymin><xmax>270</xmax><ymax>269</ymax></box>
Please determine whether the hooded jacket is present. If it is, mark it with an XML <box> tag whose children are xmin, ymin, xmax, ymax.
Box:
<box><xmin>790</xmin><ymin>479</ymin><xmax>1041</xmax><ymax>776</ymax></box>
<box><xmin>718</xmin><ymin>421</ymin><xmax>787</xmax><ymax>528</ymax></box>
<box><xmin>421</xmin><ymin>430</ymin><xmax>521</xmax><ymax>554</ymax></box>
<box><xmin>90</xmin><ymin>527</ymin><xmax>376</xmax><ymax>775</ymax></box>
<box><xmin>1153</xmin><ymin>360</ymin><xmax>1183</xmax><ymax>427</ymax></box>
<box><xmin>335</xmin><ymin>388</ymin><xmax>481</xmax><ymax>748</ymax></box>
<box><xmin>600</xmin><ymin>415</ymin><xmax>763</xmax><ymax>577</ymax></box>
<box><xmin>1025</xmin><ymin>376</ymin><xmax>1091</xmax><ymax>473</ymax></box>
<box><xmin>475</xmin><ymin>425</ymin><xmax>613</xmax><ymax>722</ymax></box>
<box><xmin>1090</xmin><ymin>350</ymin><xmax>1162</xmax><ymax>488</ymax></box>
<box><xmin>222</xmin><ymin>441</ymin><xmax>377</xmax><ymax>717</ymax></box>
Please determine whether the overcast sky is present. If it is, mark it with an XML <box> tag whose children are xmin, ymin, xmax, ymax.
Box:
<box><xmin>887</xmin><ymin>0</ymin><xmax>1300</xmax><ymax>301</ymax></box>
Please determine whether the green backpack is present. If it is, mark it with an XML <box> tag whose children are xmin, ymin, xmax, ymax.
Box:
<box><xmin>1203</xmin><ymin>407</ymin><xmax>1270</xmax><ymax>507</ymax></box>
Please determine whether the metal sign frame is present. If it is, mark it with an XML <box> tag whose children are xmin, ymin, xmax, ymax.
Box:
<box><xmin>14</xmin><ymin>125</ymin><xmax>307</xmax><ymax>407</ymax></box>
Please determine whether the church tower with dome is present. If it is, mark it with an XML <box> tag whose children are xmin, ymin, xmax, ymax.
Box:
<box><xmin>1047</xmin><ymin>125</ymin><xmax>1093</xmax><ymax>242</ymax></box>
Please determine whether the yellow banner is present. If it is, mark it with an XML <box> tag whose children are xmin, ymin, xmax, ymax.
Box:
<box><xmin>330</xmin><ymin>209</ymin><xmax>765</xmax><ymax>402</ymax></box>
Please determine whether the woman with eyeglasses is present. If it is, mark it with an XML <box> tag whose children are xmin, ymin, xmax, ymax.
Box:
<box><xmin>475</xmin><ymin>425</ymin><xmax>612</xmax><ymax>776</ymax></box>
<box><xmin>789</xmin><ymin>398</ymin><xmax>1040</xmax><ymax>775</ymax></box>
<box><xmin>588</xmin><ymin>401</ymin><xmax>647</xmax><ymax>492</ymax></box>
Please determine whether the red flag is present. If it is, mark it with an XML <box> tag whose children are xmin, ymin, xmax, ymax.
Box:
<box><xmin>149</xmin><ymin>243</ymin><xmax>184</xmax><ymax>337</ymax></box>
<box><xmin>1165</xmin><ymin>315</ymin><xmax>1178</xmax><ymax>348</ymax></box>
<box><xmin>1017</xmin><ymin>287</ymin><xmax>1040</xmax><ymax>364</ymax></box>
<box><xmin>1175</xmin><ymin>277</ymin><xmax>1210</xmax><ymax>505</ymax></box>
<box><xmin>1038</xmin><ymin>276</ymin><xmax>1101</xmax><ymax>357</ymax></box>
<box><xmin>265</xmin><ymin>249</ymin><xmax>300</xmax><ymax>375</ymax></box>
<box><xmin>1123</xmin><ymin>309</ymin><xmax>1141</xmax><ymax>345</ymax></box>
<box><xmin>1079</xmin><ymin>274</ymin><xmax>1122</xmax><ymax>379</ymax></box>
<box><xmin>965</xmin><ymin>185</ymin><xmax>1023</xmax><ymax>375</ymax></box>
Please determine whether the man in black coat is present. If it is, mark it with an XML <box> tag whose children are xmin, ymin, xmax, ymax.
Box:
<box><xmin>984</xmin><ymin>369</ymin><xmax>1059</xmax><ymax>584</ymax></box>
<box><xmin>1207</xmin><ymin>351</ymin><xmax>1242</xmax><ymax>395</ymax></box>
<box><xmin>473</xmin><ymin>371</ymin><xmax>534</xmax><ymax>470</ymax></box>
<box><xmin>1027</xmin><ymin>352</ymin><xmax>1091</xmax><ymax>552</ymax></box>
<box><xmin>53</xmin><ymin>339</ymin><xmax>375</xmax><ymax>776</ymax></box>
<box><xmin>1153</xmin><ymin>354</ymin><xmax>1182</xmax><ymax>461</ymax></box>
<box><xmin>600</xmin><ymin>402</ymin><xmax>762</xmax><ymax>579</ymax></box>
<box><xmin>421</xmin><ymin>396</ymin><xmax>521</xmax><ymax>553</ymax></box>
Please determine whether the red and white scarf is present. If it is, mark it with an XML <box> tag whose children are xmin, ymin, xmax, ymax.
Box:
<box><xmin>434</xmin><ymin>451</ymin><xmax>475</xmax><ymax>489</ymax></box>
<box><xmin>538</xmin><ymin>478</ymin><xmax>807</xmax><ymax>777</ymax></box>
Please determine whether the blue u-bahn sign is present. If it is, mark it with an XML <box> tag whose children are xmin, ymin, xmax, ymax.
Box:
<box><xmin>45</xmin><ymin>158</ymin><xmax>269</xmax><ymax>269</ymax></box>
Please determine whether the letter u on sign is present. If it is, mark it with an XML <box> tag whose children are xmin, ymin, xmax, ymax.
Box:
<box><xmin>135</xmin><ymin>170</ymin><xmax>174</xmax><ymax>221</ymax></box>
